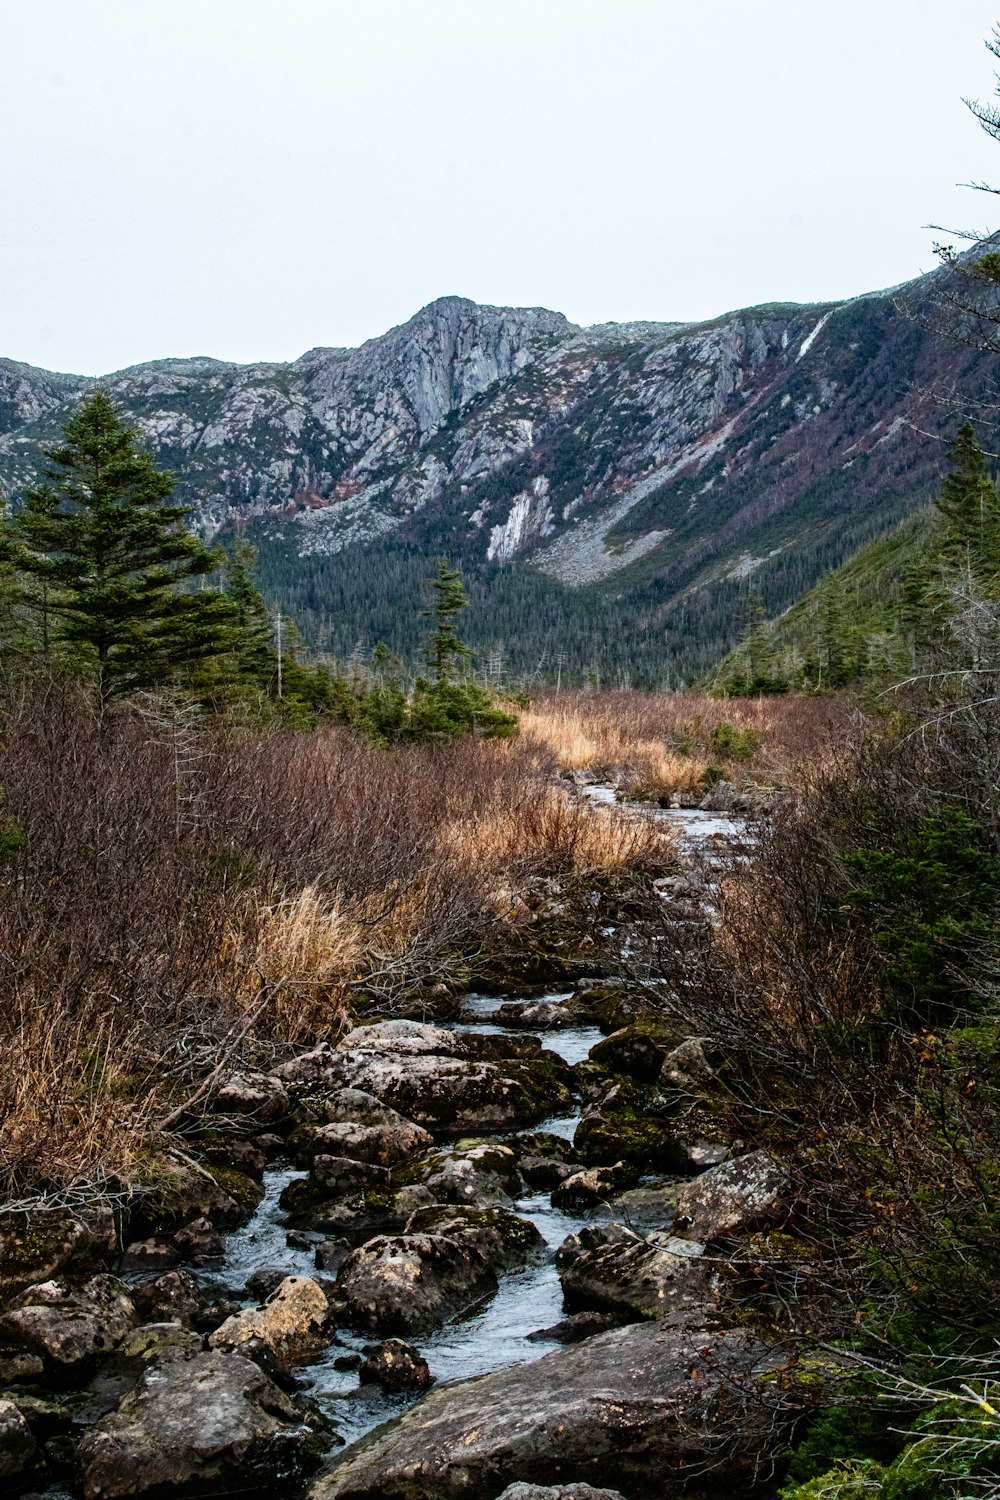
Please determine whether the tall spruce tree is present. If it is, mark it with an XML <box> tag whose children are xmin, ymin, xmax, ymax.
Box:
<box><xmin>936</xmin><ymin>421</ymin><xmax>1000</xmax><ymax>588</ymax></box>
<box><xmin>224</xmin><ymin>534</ymin><xmax>276</xmax><ymax>690</ymax></box>
<box><xmin>424</xmin><ymin>559</ymin><xmax>472</xmax><ymax>684</ymax></box>
<box><xmin>12</xmin><ymin>391</ymin><xmax>235</xmax><ymax>699</ymax></box>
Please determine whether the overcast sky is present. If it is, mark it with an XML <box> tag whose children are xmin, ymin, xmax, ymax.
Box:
<box><xmin>5</xmin><ymin>1</ymin><xmax>1000</xmax><ymax>375</ymax></box>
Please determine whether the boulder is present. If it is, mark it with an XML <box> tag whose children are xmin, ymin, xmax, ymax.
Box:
<box><xmin>403</xmin><ymin>1206</ymin><xmax>545</xmax><ymax>1271</ymax></box>
<box><xmin>559</xmin><ymin>1234</ymin><xmax>718</xmax><ymax>1325</ymax></box>
<box><xmin>675</xmin><ymin>1151</ymin><xmax>790</xmax><ymax>1242</ymax></box>
<box><xmin>518</xmin><ymin>1156</ymin><xmax>575</xmax><ymax>1190</ymax></box>
<box><xmin>334</xmin><ymin>1234</ymin><xmax>497</xmax><ymax>1335</ymax></box>
<box><xmin>119</xmin><ymin>1239</ymin><xmax>181</xmax><ymax>1274</ymax></box>
<box><xmin>550</xmin><ymin>1163</ymin><xmax>637</xmax><ymax>1211</ymax></box>
<box><xmin>129</xmin><ymin>1154</ymin><xmax>243</xmax><ymax>1237</ymax></box>
<box><xmin>0</xmin><ymin>1275</ymin><xmax>137</xmax><ymax>1377</ymax></box>
<box><xmin>212</xmin><ymin>1071</ymin><xmax>293</xmax><ymax>1128</ymax></box>
<box><xmin>659</xmin><ymin>1037</ymin><xmax>714</xmax><ymax>1090</ymax></box>
<box><xmin>359</xmin><ymin>1338</ymin><xmax>433</xmax><ymax>1392</ymax></box>
<box><xmin>0</xmin><ymin>1397</ymin><xmax>44</xmax><ymax>1490</ymax></box>
<box><xmin>496</xmin><ymin>1002</ymin><xmax>577</xmax><ymax>1030</ymax></box>
<box><xmin>306</xmin><ymin>1320</ymin><xmax>803</xmax><ymax>1500</ymax></box>
<box><xmin>129</xmin><ymin>1270</ymin><xmax>203</xmax><ymax>1327</ymax></box>
<box><xmin>172</xmin><ymin>1216</ymin><xmax>224</xmax><ymax>1264</ymax></box>
<box><xmin>604</xmin><ymin>1185</ymin><xmax>679</xmax><ymax>1233</ymax></box>
<box><xmin>587</xmin><ymin>1026</ymin><xmax>669</xmax><ymax>1084</ymax></box>
<box><xmin>78</xmin><ymin>1349</ymin><xmax>329</xmax><ymax>1499</ymax></box>
<box><xmin>572</xmin><ymin>1081</ymin><xmax>682</xmax><ymax>1172</ymax></box>
<box><xmin>312</xmin><ymin>1156</ymin><xmax>392</xmax><ymax>1196</ymax></box>
<box><xmin>418</xmin><ymin>1144</ymin><xmax>521</xmax><ymax>1207</ymax></box>
<box><xmin>493</xmin><ymin>1487</ymin><xmax>628</xmax><ymax>1500</ymax></box>
<box><xmin>209</xmin><ymin>1276</ymin><xmax>333</xmax><ymax>1364</ymax></box>
<box><xmin>274</xmin><ymin>1023</ymin><xmax>571</xmax><ymax>1136</ymax></box>
<box><xmin>307</xmin><ymin>1119</ymin><xmax>432</xmax><ymax>1167</ymax></box>
<box><xmin>117</xmin><ymin>1322</ymin><xmax>203</xmax><ymax>1364</ymax></box>
<box><xmin>0</xmin><ymin>1204</ymin><xmax>117</xmax><ymax>1299</ymax></box>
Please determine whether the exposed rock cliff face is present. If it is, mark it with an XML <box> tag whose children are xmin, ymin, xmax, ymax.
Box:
<box><xmin>2</xmin><ymin>271</ymin><xmax>997</xmax><ymax>678</ymax></box>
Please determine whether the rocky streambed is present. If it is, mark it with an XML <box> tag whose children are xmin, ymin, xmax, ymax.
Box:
<box><xmin>0</xmin><ymin>802</ymin><xmax>817</xmax><ymax>1500</ymax></box>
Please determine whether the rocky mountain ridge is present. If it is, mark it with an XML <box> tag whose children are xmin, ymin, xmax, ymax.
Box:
<box><xmin>2</xmin><ymin>270</ymin><xmax>998</xmax><ymax>681</ymax></box>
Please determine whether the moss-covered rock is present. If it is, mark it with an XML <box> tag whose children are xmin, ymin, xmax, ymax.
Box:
<box><xmin>403</xmin><ymin>1206</ymin><xmax>545</xmax><ymax>1271</ymax></box>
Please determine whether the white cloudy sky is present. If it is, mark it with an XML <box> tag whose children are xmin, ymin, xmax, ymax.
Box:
<box><xmin>4</xmin><ymin>1</ymin><xmax>1000</xmax><ymax>374</ymax></box>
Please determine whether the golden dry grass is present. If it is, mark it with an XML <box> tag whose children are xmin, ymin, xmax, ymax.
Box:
<box><xmin>519</xmin><ymin>702</ymin><xmax>708</xmax><ymax>793</ymax></box>
<box><xmin>520</xmin><ymin>691</ymin><xmax>857</xmax><ymax>795</ymax></box>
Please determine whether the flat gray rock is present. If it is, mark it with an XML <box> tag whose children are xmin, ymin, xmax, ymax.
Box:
<box><xmin>307</xmin><ymin>1319</ymin><xmax>799</xmax><ymax>1499</ymax></box>
<box><xmin>78</xmin><ymin>1349</ymin><xmax>328</xmax><ymax>1499</ymax></box>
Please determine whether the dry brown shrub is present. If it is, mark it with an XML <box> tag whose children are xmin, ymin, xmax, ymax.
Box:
<box><xmin>0</xmin><ymin>682</ymin><xmax>671</xmax><ymax>1195</ymax></box>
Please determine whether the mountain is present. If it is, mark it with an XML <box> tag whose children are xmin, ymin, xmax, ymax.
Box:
<box><xmin>3</xmin><ymin>271</ymin><xmax>999</xmax><ymax>684</ymax></box>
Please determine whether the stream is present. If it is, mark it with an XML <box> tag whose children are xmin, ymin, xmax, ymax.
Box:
<box><xmin>204</xmin><ymin>798</ymin><xmax>741</xmax><ymax>1458</ymax></box>
<box><xmin>211</xmin><ymin>992</ymin><xmax>605</xmax><ymax>1448</ymax></box>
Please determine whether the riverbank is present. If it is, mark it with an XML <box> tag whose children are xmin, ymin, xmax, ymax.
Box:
<box><xmin>0</xmin><ymin>795</ymin><xmax>811</xmax><ymax>1499</ymax></box>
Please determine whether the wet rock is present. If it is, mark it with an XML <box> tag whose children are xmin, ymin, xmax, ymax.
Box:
<box><xmin>245</xmin><ymin>1268</ymin><xmax>291</xmax><ymax>1302</ymax></box>
<box><xmin>172</xmin><ymin>1216</ymin><xmax>224</xmax><ymax>1264</ymax></box>
<box><xmin>190</xmin><ymin>1295</ymin><xmax>244</xmax><ymax>1337</ymax></box>
<box><xmin>494</xmin><ymin>1486</ymin><xmax>628</xmax><ymax>1500</ymax></box>
<box><xmin>606</xmin><ymin>1185</ymin><xmax>679</xmax><ymax>1233</ymax></box>
<box><xmin>359</xmin><ymin>1338</ymin><xmax>433</xmax><ymax>1392</ymax></box>
<box><xmin>307</xmin><ymin>1119</ymin><xmax>433</xmax><ymax>1168</ymax></box>
<box><xmin>315</xmin><ymin>1239</ymin><xmax>351</xmax><ymax>1274</ymax></box>
<box><xmin>550</xmin><ymin>1163</ymin><xmax>638</xmax><ymax>1211</ymax></box>
<box><xmin>0</xmin><ymin>1276</ymin><xmax>137</xmax><ymax>1378</ymax></box>
<box><xmin>278</xmin><ymin>1178</ymin><xmax>405</xmax><ymax>1241</ymax></box>
<box><xmin>333</xmin><ymin>1352</ymin><xmax>362</xmax><ymax>1371</ymax></box>
<box><xmin>519</xmin><ymin>1156</ymin><xmax>575</xmax><ymax>1190</ymax></box>
<box><xmin>275</xmin><ymin>1022</ymin><xmax>571</xmax><ymax>1136</ymax></box>
<box><xmin>334</xmin><ymin>1233</ymin><xmax>496</xmax><ymax>1335</ymax></box>
<box><xmin>554</xmin><ymin>1223</ymin><xmax>642</xmax><ymax>1269</ymax></box>
<box><xmin>312</xmin><ymin>1156</ymin><xmax>392</xmax><ymax>1196</ymax></box>
<box><xmin>306</xmin><ymin>1319</ymin><xmax>801</xmax><ymax>1500</ymax></box>
<box><xmin>675</xmin><ymin>1150</ymin><xmax>790</xmax><ymax>1241</ymax></box>
<box><xmin>588</xmin><ymin>1026</ymin><xmax>669</xmax><ymax>1084</ymax></box>
<box><xmin>118</xmin><ymin>1239</ymin><xmax>180</xmax><ymax>1274</ymax></box>
<box><xmin>506</xmin><ymin>1130</ymin><xmax>579</xmax><ymax>1161</ymax></box>
<box><xmin>0</xmin><ymin>1205</ymin><xmax>118</xmax><ymax>1299</ymax></box>
<box><xmin>78</xmin><ymin>1349</ymin><xmax>329</xmax><ymax>1499</ymax></box>
<box><xmin>209</xmin><ymin>1276</ymin><xmax>333</xmax><ymax>1364</ymax></box>
<box><xmin>526</xmin><ymin>1310</ymin><xmax>622</xmax><ymax>1344</ymax></box>
<box><xmin>404</xmin><ymin>1206</ymin><xmax>545</xmax><ymax>1272</ymax></box>
<box><xmin>573</xmin><ymin>1079</ymin><xmax>682</xmax><ymax>1172</ymax></box>
<box><xmin>559</xmin><ymin>1234</ymin><xmax>718</xmax><ymax>1326</ymax></box>
<box><xmin>130</xmin><ymin>1270</ymin><xmax>203</xmax><ymax>1327</ymax></box>
<box><xmin>418</xmin><ymin>1143</ymin><xmax>521</xmax><ymax>1207</ymax></box>
<box><xmin>202</xmin><ymin>1136</ymin><xmax>268</xmax><ymax>1180</ymax></box>
<box><xmin>460</xmin><ymin>1033</ymin><xmax>544</xmax><ymax>1062</ymax></box>
<box><xmin>496</xmin><ymin>1001</ymin><xmax>576</xmax><ymax>1030</ymax></box>
<box><xmin>0</xmin><ymin>1397</ymin><xmax>44</xmax><ymax>1490</ymax></box>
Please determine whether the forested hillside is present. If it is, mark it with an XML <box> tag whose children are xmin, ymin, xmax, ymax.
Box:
<box><xmin>4</xmin><ymin>258</ymin><xmax>1000</xmax><ymax>684</ymax></box>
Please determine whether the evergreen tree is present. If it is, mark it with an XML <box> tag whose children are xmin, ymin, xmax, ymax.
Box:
<box><xmin>11</xmin><ymin>391</ymin><xmax>235</xmax><ymax>700</ymax></box>
<box><xmin>424</xmin><ymin>560</ymin><xmax>472</xmax><ymax>684</ymax></box>
<box><xmin>936</xmin><ymin>421</ymin><xmax>1000</xmax><ymax>588</ymax></box>
<box><xmin>224</xmin><ymin>534</ymin><xmax>276</xmax><ymax>689</ymax></box>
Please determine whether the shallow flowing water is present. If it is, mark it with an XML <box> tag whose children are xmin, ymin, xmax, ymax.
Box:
<box><xmin>210</xmin><ymin>797</ymin><xmax>742</xmax><ymax>1454</ymax></box>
